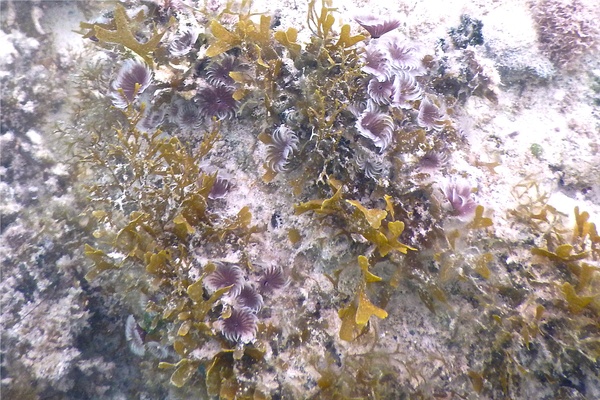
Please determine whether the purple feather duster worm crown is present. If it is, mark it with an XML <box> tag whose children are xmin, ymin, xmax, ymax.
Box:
<box><xmin>418</xmin><ymin>97</ymin><xmax>446</xmax><ymax>131</ymax></box>
<box><xmin>258</xmin><ymin>265</ymin><xmax>288</xmax><ymax>294</ymax></box>
<box><xmin>442</xmin><ymin>179</ymin><xmax>477</xmax><ymax>217</ymax></box>
<box><xmin>197</xmin><ymin>84</ymin><xmax>238</xmax><ymax>120</ymax></box>
<box><xmin>355</xmin><ymin>102</ymin><xmax>395</xmax><ymax>152</ymax></box>
<box><xmin>204</xmin><ymin>263</ymin><xmax>244</xmax><ymax>297</ymax></box>
<box><xmin>110</xmin><ymin>59</ymin><xmax>152</xmax><ymax>109</ymax></box>
<box><xmin>266</xmin><ymin>125</ymin><xmax>299</xmax><ymax>173</ymax></box>
<box><xmin>355</xmin><ymin>15</ymin><xmax>401</xmax><ymax>39</ymax></box>
<box><xmin>218</xmin><ymin>307</ymin><xmax>258</xmax><ymax>343</ymax></box>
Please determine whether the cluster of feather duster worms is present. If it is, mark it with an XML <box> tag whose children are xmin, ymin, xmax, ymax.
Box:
<box><xmin>108</xmin><ymin>41</ymin><xmax>243</xmax><ymax>136</ymax></box>
<box><xmin>124</xmin><ymin>263</ymin><xmax>288</xmax><ymax>356</ymax></box>
<box><xmin>204</xmin><ymin>263</ymin><xmax>288</xmax><ymax>343</ymax></box>
<box><xmin>353</xmin><ymin>16</ymin><xmax>480</xmax><ymax>217</ymax></box>
<box><xmin>352</xmin><ymin>16</ymin><xmax>448</xmax><ymax>153</ymax></box>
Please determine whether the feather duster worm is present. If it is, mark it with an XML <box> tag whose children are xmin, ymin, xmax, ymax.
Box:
<box><xmin>125</xmin><ymin>315</ymin><xmax>146</xmax><ymax>356</ymax></box>
<box><xmin>355</xmin><ymin>103</ymin><xmax>394</xmax><ymax>152</ymax></box>
<box><xmin>208</xmin><ymin>175</ymin><xmax>232</xmax><ymax>200</ymax></box>
<box><xmin>197</xmin><ymin>84</ymin><xmax>238</xmax><ymax>120</ymax></box>
<box><xmin>361</xmin><ymin>44</ymin><xmax>390</xmax><ymax>80</ymax></box>
<box><xmin>204</xmin><ymin>263</ymin><xmax>244</xmax><ymax>297</ymax></box>
<box><xmin>417</xmin><ymin>97</ymin><xmax>446</xmax><ymax>131</ymax></box>
<box><xmin>258</xmin><ymin>265</ymin><xmax>288</xmax><ymax>294</ymax></box>
<box><xmin>206</xmin><ymin>55</ymin><xmax>246</xmax><ymax>87</ymax></box>
<box><xmin>169</xmin><ymin>26</ymin><xmax>199</xmax><ymax>57</ymax></box>
<box><xmin>355</xmin><ymin>15</ymin><xmax>401</xmax><ymax>39</ymax></box>
<box><xmin>442</xmin><ymin>179</ymin><xmax>477</xmax><ymax>216</ymax></box>
<box><xmin>235</xmin><ymin>285</ymin><xmax>264</xmax><ymax>312</ymax></box>
<box><xmin>356</xmin><ymin>152</ymin><xmax>384</xmax><ymax>179</ymax></box>
<box><xmin>367</xmin><ymin>77</ymin><xmax>395</xmax><ymax>105</ymax></box>
<box><xmin>380</xmin><ymin>34</ymin><xmax>424</xmax><ymax>74</ymax></box>
<box><xmin>266</xmin><ymin>125</ymin><xmax>299</xmax><ymax>173</ymax></box>
<box><xmin>110</xmin><ymin>60</ymin><xmax>152</xmax><ymax>109</ymax></box>
<box><xmin>172</xmin><ymin>98</ymin><xmax>203</xmax><ymax>132</ymax></box>
<box><xmin>392</xmin><ymin>71</ymin><xmax>422</xmax><ymax>109</ymax></box>
<box><xmin>218</xmin><ymin>307</ymin><xmax>258</xmax><ymax>343</ymax></box>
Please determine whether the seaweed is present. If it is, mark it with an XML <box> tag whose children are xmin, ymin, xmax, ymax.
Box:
<box><xmin>531</xmin><ymin>243</ymin><xmax>589</xmax><ymax>263</ymax></box>
<box><xmin>159</xmin><ymin>358</ymin><xmax>200</xmax><ymax>388</ymax></box>
<box><xmin>294</xmin><ymin>180</ymin><xmax>417</xmax><ymax>342</ymax></box>
<box><xmin>81</xmin><ymin>4</ymin><xmax>174</xmax><ymax>66</ymax></box>
<box><xmin>274</xmin><ymin>27</ymin><xmax>302</xmax><ymax>60</ymax></box>
<box><xmin>78</xmin><ymin>87</ymin><xmax>264</xmax><ymax>391</ymax></box>
<box><xmin>561</xmin><ymin>282</ymin><xmax>594</xmax><ymax>314</ymax></box>
<box><xmin>467</xmin><ymin>205</ymin><xmax>493</xmax><ymax>229</ymax></box>
<box><xmin>338</xmin><ymin>288</ymin><xmax>388</xmax><ymax>342</ymax></box>
<box><xmin>205</xmin><ymin>20</ymin><xmax>244</xmax><ymax>58</ymax></box>
<box><xmin>338</xmin><ymin>255</ymin><xmax>387</xmax><ymax>341</ymax></box>
<box><xmin>573</xmin><ymin>206</ymin><xmax>600</xmax><ymax>259</ymax></box>
<box><xmin>294</xmin><ymin>179</ymin><xmax>415</xmax><ymax>257</ymax></box>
